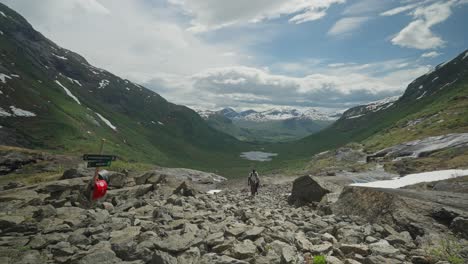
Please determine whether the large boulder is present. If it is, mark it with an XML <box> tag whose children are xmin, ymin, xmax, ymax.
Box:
<box><xmin>288</xmin><ymin>175</ymin><xmax>335</xmax><ymax>206</ymax></box>
<box><xmin>332</xmin><ymin>186</ymin><xmax>468</xmax><ymax>239</ymax></box>
<box><xmin>450</xmin><ymin>217</ymin><xmax>468</xmax><ymax>239</ymax></box>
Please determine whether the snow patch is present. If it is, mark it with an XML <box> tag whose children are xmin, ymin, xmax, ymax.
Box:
<box><xmin>432</xmin><ymin>76</ymin><xmax>439</xmax><ymax>82</ymax></box>
<box><xmin>96</xmin><ymin>113</ymin><xmax>117</xmax><ymax>131</ymax></box>
<box><xmin>207</xmin><ymin>190</ymin><xmax>222</xmax><ymax>195</ymax></box>
<box><xmin>66</xmin><ymin>76</ymin><xmax>82</xmax><ymax>86</ymax></box>
<box><xmin>0</xmin><ymin>107</ymin><xmax>12</xmax><ymax>117</ymax></box>
<box><xmin>351</xmin><ymin>169</ymin><xmax>468</xmax><ymax>189</ymax></box>
<box><xmin>418</xmin><ymin>85</ymin><xmax>423</xmax><ymax>90</ymax></box>
<box><xmin>158</xmin><ymin>121</ymin><xmax>164</xmax><ymax>126</ymax></box>
<box><xmin>55</xmin><ymin>80</ymin><xmax>81</xmax><ymax>105</ymax></box>
<box><xmin>463</xmin><ymin>51</ymin><xmax>468</xmax><ymax>60</ymax></box>
<box><xmin>52</xmin><ymin>53</ymin><xmax>68</xmax><ymax>60</ymax></box>
<box><xmin>439</xmin><ymin>78</ymin><xmax>458</xmax><ymax>90</ymax></box>
<box><xmin>10</xmin><ymin>74</ymin><xmax>20</xmax><ymax>78</ymax></box>
<box><xmin>0</xmin><ymin>11</ymin><xmax>6</xmax><ymax>18</ymax></box>
<box><xmin>125</xmin><ymin>87</ymin><xmax>130</xmax><ymax>91</ymax></box>
<box><xmin>9</xmin><ymin>106</ymin><xmax>36</xmax><ymax>117</ymax></box>
<box><xmin>347</xmin><ymin>114</ymin><xmax>364</xmax><ymax>119</ymax></box>
<box><xmin>0</xmin><ymin>31</ymin><xmax>3</xmax><ymax>35</ymax></box>
<box><xmin>0</xmin><ymin>73</ymin><xmax>11</xmax><ymax>83</ymax></box>
<box><xmin>416</xmin><ymin>91</ymin><xmax>427</xmax><ymax>100</ymax></box>
<box><xmin>99</xmin><ymin>79</ymin><xmax>110</xmax><ymax>89</ymax></box>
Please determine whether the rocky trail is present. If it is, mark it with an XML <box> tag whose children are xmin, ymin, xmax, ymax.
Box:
<box><xmin>0</xmin><ymin>167</ymin><xmax>467</xmax><ymax>264</ymax></box>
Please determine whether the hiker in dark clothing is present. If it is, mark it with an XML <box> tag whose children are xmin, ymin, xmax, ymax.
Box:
<box><xmin>248</xmin><ymin>169</ymin><xmax>260</xmax><ymax>196</ymax></box>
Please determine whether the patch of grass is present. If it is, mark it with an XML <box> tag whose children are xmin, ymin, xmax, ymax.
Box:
<box><xmin>109</xmin><ymin>160</ymin><xmax>156</xmax><ymax>173</ymax></box>
<box><xmin>312</xmin><ymin>255</ymin><xmax>327</xmax><ymax>264</ymax></box>
<box><xmin>0</xmin><ymin>171</ymin><xmax>63</xmax><ymax>186</ymax></box>
<box><xmin>425</xmin><ymin>236</ymin><xmax>466</xmax><ymax>264</ymax></box>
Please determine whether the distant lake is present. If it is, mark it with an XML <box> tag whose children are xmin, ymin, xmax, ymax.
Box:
<box><xmin>240</xmin><ymin>151</ymin><xmax>278</xmax><ymax>162</ymax></box>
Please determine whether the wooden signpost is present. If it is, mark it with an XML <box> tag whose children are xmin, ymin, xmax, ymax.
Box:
<box><xmin>83</xmin><ymin>140</ymin><xmax>117</xmax><ymax>169</ymax></box>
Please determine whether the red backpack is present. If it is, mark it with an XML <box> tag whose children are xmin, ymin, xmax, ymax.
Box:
<box><xmin>92</xmin><ymin>179</ymin><xmax>108</xmax><ymax>200</ymax></box>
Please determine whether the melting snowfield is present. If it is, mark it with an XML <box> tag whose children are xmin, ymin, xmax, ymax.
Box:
<box><xmin>240</xmin><ymin>151</ymin><xmax>278</xmax><ymax>161</ymax></box>
<box><xmin>350</xmin><ymin>169</ymin><xmax>468</xmax><ymax>189</ymax></box>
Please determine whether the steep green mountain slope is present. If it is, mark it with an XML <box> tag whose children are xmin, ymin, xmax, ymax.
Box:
<box><xmin>267</xmin><ymin>49</ymin><xmax>468</xmax><ymax>168</ymax></box>
<box><xmin>0</xmin><ymin>3</ymin><xmax>251</xmax><ymax>176</ymax></box>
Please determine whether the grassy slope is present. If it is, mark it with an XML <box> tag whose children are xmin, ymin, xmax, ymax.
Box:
<box><xmin>260</xmin><ymin>49</ymin><xmax>468</xmax><ymax>174</ymax></box>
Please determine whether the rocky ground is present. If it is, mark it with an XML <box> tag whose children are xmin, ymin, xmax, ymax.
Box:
<box><xmin>0</xmin><ymin>167</ymin><xmax>467</xmax><ymax>264</ymax></box>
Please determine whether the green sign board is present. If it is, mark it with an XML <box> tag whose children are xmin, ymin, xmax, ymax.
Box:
<box><xmin>87</xmin><ymin>160</ymin><xmax>112</xmax><ymax>168</ymax></box>
<box><xmin>83</xmin><ymin>154</ymin><xmax>117</xmax><ymax>162</ymax></box>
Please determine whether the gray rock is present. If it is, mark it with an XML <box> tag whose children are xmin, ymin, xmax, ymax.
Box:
<box><xmin>77</xmin><ymin>241</ymin><xmax>122</xmax><ymax>264</ymax></box>
<box><xmin>340</xmin><ymin>244</ymin><xmax>369</xmax><ymax>256</ymax></box>
<box><xmin>309</xmin><ymin>242</ymin><xmax>333</xmax><ymax>255</ymax></box>
<box><xmin>177</xmin><ymin>247</ymin><xmax>200</xmax><ymax>264</ymax></box>
<box><xmin>153</xmin><ymin>223</ymin><xmax>205</xmax><ymax>253</ymax></box>
<box><xmin>363</xmin><ymin>255</ymin><xmax>401</xmax><ymax>264</ymax></box>
<box><xmin>206</xmin><ymin>232</ymin><xmax>225</xmax><ymax>247</ymax></box>
<box><xmin>369</xmin><ymin>239</ymin><xmax>399</xmax><ymax>257</ymax></box>
<box><xmin>110</xmin><ymin>226</ymin><xmax>141</xmax><ymax>260</ymax></box>
<box><xmin>106</xmin><ymin>184</ymin><xmax>153</xmax><ymax>199</ymax></box>
<box><xmin>151</xmin><ymin>250</ymin><xmax>177</xmax><ymax>264</ymax></box>
<box><xmin>326</xmin><ymin>256</ymin><xmax>344</xmax><ymax>264</ymax></box>
<box><xmin>241</xmin><ymin>226</ymin><xmax>264</xmax><ymax>240</ymax></box>
<box><xmin>200</xmin><ymin>253</ymin><xmax>249</xmax><ymax>264</ymax></box>
<box><xmin>61</xmin><ymin>168</ymin><xmax>90</xmax><ymax>179</ymax></box>
<box><xmin>288</xmin><ymin>175</ymin><xmax>334</xmax><ymax>205</ymax></box>
<box><xmin>231</xmin><ymin>239</ymin><xmax>257</xmax><ymax>259</ymax></box>
<box><xmin>368</xmin><ymin>133</ymin><xmax>468</xmax><ymax>160</ymax></box>
<box><xmin>450</xmin><ymin>217</ymin><xmax>468</xmax><ymax>239</ymax></box>
<box><xmin>108</xmin><ymin>172</ymin><xmax>127</xmax><ymax>188</ymax></box>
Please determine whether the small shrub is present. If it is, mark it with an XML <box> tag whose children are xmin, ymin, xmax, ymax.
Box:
<box><xmin>313</xmin><ymin>255</ymin><xmax>327</xmax><ymax>264</ymax></box>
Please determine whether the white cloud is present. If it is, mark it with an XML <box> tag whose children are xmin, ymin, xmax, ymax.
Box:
<box><xmin>144</xmin><ymin>60</ymin><xmax>430</xmax><ymax>110</ymax></box>
<box><xmin>391</xmin><ymin>1</ymin><xmax>466</xmax><ymax>50</ymax></box>
<box><xmin>1</xmin><ymin>0</ymin><xmax>242</xmax><ymax>79</ymax></box>
<box><xmin>421</xmin><ymin>51</ymin><xmax>441</xmax><ymax>58</ymax></box>
<box><xmin>169</xmin><ymin>0</ymin><xmax>346</xmax><ymax>32</ymax></box>
<box><xmin>328</xmin><ymin>17</ymin><xmax>370</xmax><ymax>36</ymax></box>
<box><xmin>380</xmin><ymin>3</ymin><xmax>420</xmax><ymax>16</ymax></box>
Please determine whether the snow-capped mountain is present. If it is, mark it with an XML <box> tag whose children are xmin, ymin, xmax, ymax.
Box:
<box><xmin>342</xmin><ymin>96</ymin><xmax>399</xmax><ymax>120</ymax></box>
<box><xmin>196</xmin><ymin>107</ymin><xmax>341</xmax><ymax>122</ymax></box>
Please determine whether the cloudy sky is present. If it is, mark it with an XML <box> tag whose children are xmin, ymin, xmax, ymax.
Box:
<box><xmin>2</xmin><ymin>0</ymin><xmax>467</xmax><ymax>112</ymax></box>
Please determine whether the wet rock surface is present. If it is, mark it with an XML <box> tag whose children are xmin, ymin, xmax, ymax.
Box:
<box><xmin>0</xmin><ymin>171</ymin><xmax>467</xmax><ymax>263</ymax></box>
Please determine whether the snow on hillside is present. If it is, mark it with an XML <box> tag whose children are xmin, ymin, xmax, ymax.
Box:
<box><xmin>0</xmin><ymin>73</ymin><xmax>12</xmax><ymax>83</ymax></box>
<box><xmin>52</xmin><ymin>53</ymin><xmax>68</xmax><ymax>60</ymax></box>
<box><xmin>364</xmin><ymin>96</ymin><xmax>399</xmax><ymax>112</ymax></box>
<box><xmin>344</xmin><ymin>96</ymin><xmax>399</xmax><ymax>119</ymax></box>
<box><xmin>0</xmin><ymin>106</ymin><xmax>36</xmax><ymax>117</ymax></box>
<box><xmin>10</xmin><ymin>106</ymin><xmax>36</xmax><ymax>117</ymax></box>
<box><xmin>99</xmin><ymin>79</ymin><xmax>110</xmax><ymax>89</ymax></box>
<box><xmin>96</xmin><ymin>113</ymin><xmax>117</xmax><ymax>131</ymax></box>
<box><xmin>0</xmin><ymin>107</ymin><xmax>12</xmax><ymax>117</ymax></box>
<box><xmin>55</xmin><ymin>80</ymin><xmax>81</xmax><ymax>105</ymax></box>
<box><xmin>351</xmin><ymin>169</ymin><xmax>468</xmax><ymax>189</ymax></box>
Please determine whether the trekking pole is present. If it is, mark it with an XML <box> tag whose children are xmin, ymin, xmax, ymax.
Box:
<box><xmin>93</xmin><ymin>139</ymin><xmax>106</xmax><ymax>181</ymax></box>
